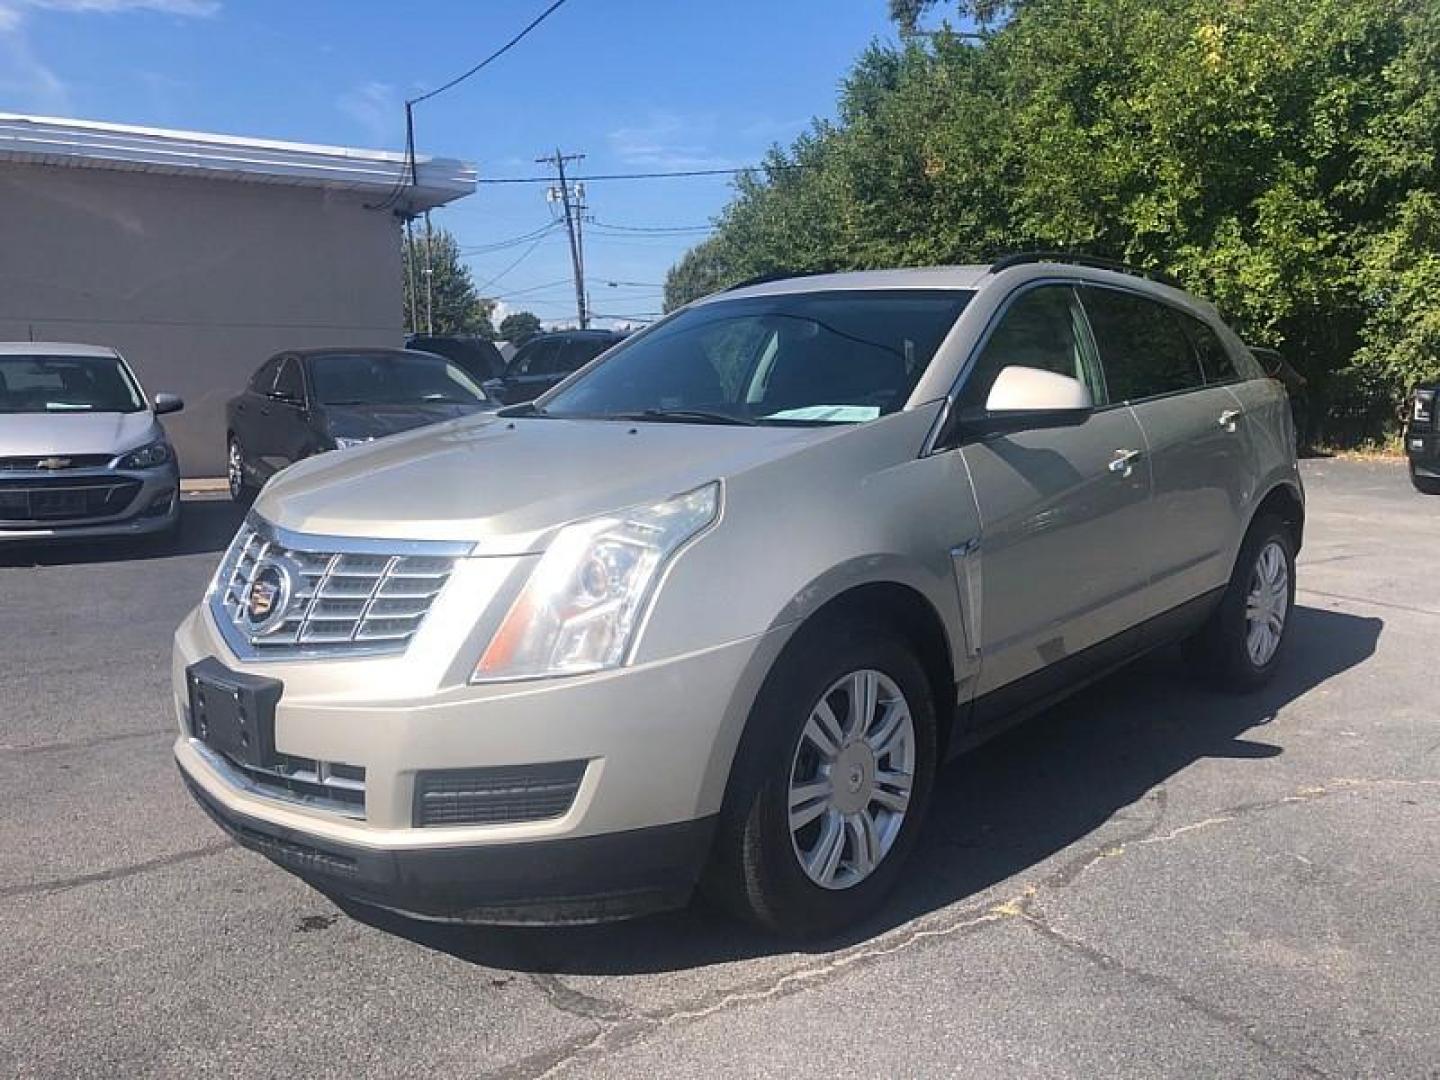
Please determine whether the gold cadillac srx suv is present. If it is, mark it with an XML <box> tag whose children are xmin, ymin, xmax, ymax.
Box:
<box><xmin>174</xmin><ymin>255</ymin><xmax>1303</xmax><ymax>936</ymax></box>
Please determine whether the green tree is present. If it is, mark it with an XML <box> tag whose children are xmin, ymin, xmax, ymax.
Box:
<box><xmin>403</xmin><ymin>226</ymin><xmax>497</xmax><ymax>338</ymax></box>
<box><xmin>670</xmin><ymin>0</ymin><xmax>1440</xmax><ymax>442</ymax></box>
<box><xmin>499</xmin><ymin>310</ymin><xmax>543</xmax><ymax>344</ymax></box>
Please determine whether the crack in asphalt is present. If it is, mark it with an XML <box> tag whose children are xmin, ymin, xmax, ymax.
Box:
<box><xmin>1297</xmin><ymin>587</ymin><xmax>1440</xmax><ymax>619</ymax></box>
<box><xmin>0</xmin><ymin>840</ymin><xmax>234</xmax><ymax>900</ymax></box>
<box><xmin>497</xmin><ymin>774</ymin><xmax>1435</xmax><ymax>1078</ymax></box>
<box><xmin>1018</xmin><ymin>905</ymin><xmax>1329</xmax><ymax>1078</ymax></box>
<box><xmin>0</xmin><ymin>728</ymin><xmax>170</xmax><ymax>756</ymax></box>
<box><xmin>490</xmin><ymin>897</ymin><xmax>1023</xmax><ymax>1080</ymax></box>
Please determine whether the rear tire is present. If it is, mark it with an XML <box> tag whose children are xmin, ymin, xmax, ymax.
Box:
<box><xmin>704</xmin><ymin>619</ymin><xmax>937</xmax><ymax>938</ymax></box>
<box><xmin>1410</xmin><ymin>464</ymin><xmax>1440</xmax><ymax>495</ymax></box>
<box><xmin>1187</xmin><ymin>514</ymin><xmax>1296</xmax><ymax>691</ymax></box>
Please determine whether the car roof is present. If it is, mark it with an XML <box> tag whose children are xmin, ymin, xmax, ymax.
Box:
<box><xmin>0</xmin><ymin>341</ymin><xmax>120</xmax><ymax>358</ymax></box>
<box><xmin>712</xmin><ymin>266</ymin><xmax>992</xmax><ymax>301</ymax></box>
<box><xmin>708</xmin><ymin>260</ymin><xmax>1217</xmax><ymax>318</ymax></box>
<box><xmin>288</xmin><ymin>347</ymin><xmax>437</xmax><ymax>360</ymax></box>
<box><xmin>531</xmin><ymin>329</ymin><xmax>625</xmax><ymax>339</ymax></box>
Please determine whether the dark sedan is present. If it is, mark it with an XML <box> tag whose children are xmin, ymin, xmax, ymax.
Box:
<box><xmin>482</xmin><ymin>329</ymin><xmax>626</xmax><ymax>405</ymax></box>
<box><xmin>225</xmin><ymin>348</ymin><xmax>491</xmax><ymax>499</ymax></box>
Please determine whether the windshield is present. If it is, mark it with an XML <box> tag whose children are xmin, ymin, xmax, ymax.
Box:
<box><xmin>308</xmin><ymin>352</ymin><xmax>488</xmax><ymax>406</ymax></box>
<box><xmin>0</xmin><ymin>354</ymin><xmax>144</xmax><ymax>414</ymax></box>
<box><xmin>540</xmin><ymin>290</ymin><xmax>971</xmax><ymax>424</ymax></box>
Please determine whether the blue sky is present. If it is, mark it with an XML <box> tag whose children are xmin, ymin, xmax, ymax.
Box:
<box><xmin>0</xmin><ymin>0</ymin><xmax>906</xmax><ymax>329</ymax></box>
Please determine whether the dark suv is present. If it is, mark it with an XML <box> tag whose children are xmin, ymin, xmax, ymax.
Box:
<box><xmin>483</xmin><ymin>329</ymin><xmax>626</xmax><ymax>405</ymax></box>
<box><xmin>1407</xmin><ymin>383</ymin><xmax>1439</xmax><ymax>494</ymax></box>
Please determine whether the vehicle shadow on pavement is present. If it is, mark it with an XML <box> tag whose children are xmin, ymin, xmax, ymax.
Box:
<box><xmin>340</xmin><ymin>604</ymin><xmax>1382</xmax><ymax>974</ymax></box>
<box><xmin>0</xmin><ymin>496</ymin><xmax>245</xmax><ymax>568</ymax></box>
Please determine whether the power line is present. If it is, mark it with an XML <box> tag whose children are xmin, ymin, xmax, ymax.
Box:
<box><xmin>460</xmin><ymin>221</ymin><xmax>562</xmax><ymax>254</ymax></box>
<box><xmin>473</xmin><ymin>237</ymin><xmax>558</xmax><ymax>294</ymax></box>
<box><xmin>589</xmin><ymin>219</ymin><xmax>714</xmax><ymax>234</ymax></box>
<box><xmin>478</xmin><ymin>163</ymin><xmax>810</xmax><ymax>184</ymax></box>
<box><xmin>409</xmin><ymin>0</ymin><xmax>575</xmax><ymax>105</ymax></box>
<box><xmin>490</xmin><ymin>277</ymin><xmax>578</xmax><ymax>299</ymax></box>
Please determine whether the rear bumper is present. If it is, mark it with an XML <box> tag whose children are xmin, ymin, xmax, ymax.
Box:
<box><xmin>181</xmin><ymin>766</ymin><xmax>715</xmax><ymax>924</ymax></box>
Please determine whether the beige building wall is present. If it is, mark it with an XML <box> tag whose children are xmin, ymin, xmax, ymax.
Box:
<box><xmin>0</xmin><ymin>160</ymin><xmax>403</xmax><ymax>476</ymax></box>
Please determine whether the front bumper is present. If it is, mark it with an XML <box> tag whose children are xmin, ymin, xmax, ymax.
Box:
<box><xmin>1406</xmin><ymin>430</ymin><xmax>1439</xmax><ymax>478</ymax></box>
<box><xmin>172</xmin><ymin>603</ymin><xmax>786</xmax><ymax>922</ymax></box>
<box><xmin>182</xmin><ymin>769</ymin><xmax>715</xmax><ymax>923</ymax></box>
<box><xmin>0</xmin><ymin>464</ymin><xmax>178</xmax><ymax>542</ymax></box>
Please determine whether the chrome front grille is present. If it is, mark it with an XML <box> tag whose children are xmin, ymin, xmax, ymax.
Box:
<box><xmin>209</xmin><ymin>516</ymin><xmax>470</xmax><ymax>659</ymax></box>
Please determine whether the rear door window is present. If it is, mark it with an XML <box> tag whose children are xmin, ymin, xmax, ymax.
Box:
<box><xmin>1080</xmin><ymin>287</ymin><xmax>1204</xmax><ymax>402</ymax></box>
<box><xmin>510</xmin><ymin>339</ymin><xmax>561</xmax><ymax>378</ymax></box>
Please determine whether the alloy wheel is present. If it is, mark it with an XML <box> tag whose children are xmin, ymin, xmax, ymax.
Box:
<box><xmin>227</xmin><ymin>440</ymin><xmax>245</xmax><ymax>500</ymax></box>
<box><xmin>787</xmin><ymin>668</ymin><xmax>915</xmax><ymax>890</ymax></box>
<box><xmin>1244</xmin><ymin>539</ymin><xmax>1289</xmax><ymax>667</ymax></box>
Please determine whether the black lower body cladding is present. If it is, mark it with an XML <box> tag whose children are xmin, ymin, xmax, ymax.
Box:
<box><xmin>180</xmin><ymin>767</ymin><xmax>717</xmax><ymax>925</ymax></box>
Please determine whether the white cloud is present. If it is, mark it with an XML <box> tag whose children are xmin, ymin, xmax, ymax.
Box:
<box><xmin>0</xmin><ymin>13</ymin><xmax>70</xmax><ymax>112</ymax></box>
<box><xmin>21</xmin><ymin>0</ymin><xmax>219</xmax><ymax>13</ymax></box>
<box><xmin>337</xmin><ymin>81</ymin><xmax>399</xmax><ymax>147</ymax></box>
<box><xmin>0</xmin><ymin>0</ymin><xmax>216</xmax><ymax>114</ymax></box>
<box><xmin>607</xmin><ymin>112</ymin><xmax>737</xmax><ymax>171</ymax></box>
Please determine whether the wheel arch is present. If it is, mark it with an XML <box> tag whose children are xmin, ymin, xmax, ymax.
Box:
<box><xmin>710</xmin><ymin>577</ymin><xmax>960</xmax><ymax>825</ymax></box>
<box><xmin>1249</xmin><ymin>479</ymin><xmax>1305</xmax><ymax>554</ymax></box>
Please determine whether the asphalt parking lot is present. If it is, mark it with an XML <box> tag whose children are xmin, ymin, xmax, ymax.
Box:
<box><xmin>1</xmin><ymin>457</ymin><xmax>1436</xmax><ymax>1078</ymax></box>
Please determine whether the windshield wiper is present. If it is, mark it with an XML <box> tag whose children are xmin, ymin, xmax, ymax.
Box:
<box><xmin>615</xmin><ymin>408</ymin><xmax>758</xmax><ymax>426</ymax></box>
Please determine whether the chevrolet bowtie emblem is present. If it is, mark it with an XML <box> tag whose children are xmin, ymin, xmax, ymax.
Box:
<box><xmin>36</xmin><ymin>457</ymin><xmax>71</xmax><ymax>470</ymax></box>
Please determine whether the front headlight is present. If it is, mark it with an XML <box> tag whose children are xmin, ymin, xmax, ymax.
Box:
<box><xmin>333</xmin><ymin>436</ymin><xmax>372</xmax><ymax>450</ymax></box>
<box><xmin>114</xmin><ymin>439</ymin><xmax>172</xmax><ymax>470</ymax></box>
<box><xmin>472</xmin><ymin>482</ymin><xmax>720</xmax><ymax>682</ymax></box>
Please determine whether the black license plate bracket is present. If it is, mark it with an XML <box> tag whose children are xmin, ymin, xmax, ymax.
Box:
<box><xmin>187</xmin><ymin>657</ymin><xmax>283</xmax><ymax>769</ymax></box>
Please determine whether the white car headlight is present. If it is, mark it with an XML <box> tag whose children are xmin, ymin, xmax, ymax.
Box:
<box><xmin>333</xmin><ymin>436</ymin><xmax>372</xmax><ymax>450</ymax></box>
<box><xmin>472</xmin><ymin>482</ymin><xmax>720</xmax><ymax>682</ymax></box>
<box><xmin>114</xmin><ymin>439</ymin><xmax>173</xmax><ymax>470</ymax></box>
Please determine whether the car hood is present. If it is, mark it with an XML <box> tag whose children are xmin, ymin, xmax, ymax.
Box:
<box><xmin>255</xmin><ymin>412</ymin><xmax>835</xmax><ymax>552</ymax></box>
<box><xmin>321</xmin><ymin>401</ymin><xmax>493</xmax><ymax>440</ymax></box>
<box><xmin>0</xmin><ymin>410</ymin><xmax>157</xmax><ymax>457</ymax></box>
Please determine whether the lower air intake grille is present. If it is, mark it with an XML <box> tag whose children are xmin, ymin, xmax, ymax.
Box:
<box><xmin>413</xmin><ymin>761</ymin><xmax>588</xmax><ymax>827</ymax></box>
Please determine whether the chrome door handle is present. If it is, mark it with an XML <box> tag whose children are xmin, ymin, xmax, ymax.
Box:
<box><xmin>1218</xmin><ymin>408</ymin><xmax>1243</xmax><ymax>431</ymax></box>
<box><xmin>1108</xmin><ymin>448</ymin><xmax>1142</xmax><ymax>477</ymax></box>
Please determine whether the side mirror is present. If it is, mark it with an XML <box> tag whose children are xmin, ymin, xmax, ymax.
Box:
<box><xmin>950</xmin><ymin>366</ymin><xmax>1093</xmax><ymax>441</ymax></box>
<box><xmin>153</xmin><ymin>392</ymin><xmax>184</xmax><ymax>415</ymax></box>
<box><xmin>267</xmin><ymin>389</ymin><xmax>303</xmax><ymax>407</ymax></box>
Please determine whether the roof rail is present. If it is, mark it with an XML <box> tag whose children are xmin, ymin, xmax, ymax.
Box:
<box><xmin>989</xmin><ymin>250</ymin><xmax>1183</xmax><ymax>289</ymax></box>
<box><xmin>723</xmin><ymin>269</ymin><xmax>831</xmax><ymax>292</ymax></box>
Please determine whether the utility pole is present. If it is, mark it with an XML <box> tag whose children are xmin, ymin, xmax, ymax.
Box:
<box><xmin>403</xmin><ymin>216</ymin><xmax>419</xmax><ymax>335</ymax></box>
<box><xmin>538</xmin><ymin>149</ymin><xmax>588</xmax><ymax>328</ymax></box>
<box><xmin>422</xmin><ymin>209</ymin><xmax>436</xmax><ymax>336</ymax></box>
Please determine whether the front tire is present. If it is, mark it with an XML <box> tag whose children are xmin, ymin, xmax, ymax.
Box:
<box><xmin>705</xmin><ymin>619</ymin><xmax>937</xmax><ymax>937</ymax></box>
<box><xmin>227</xmin><ymin>436</ymin><xmax>253</xmax><ymax>502</ymax></box>
<box><xmin>1410</xmin><ymin>464</ymin><xmax>1440</xmax><ymax>495</ymax></box>
<box><xmin>1188</xmin><ymin>514</ymin><xmax>1296</xmax><ymax>691</ymax></box>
